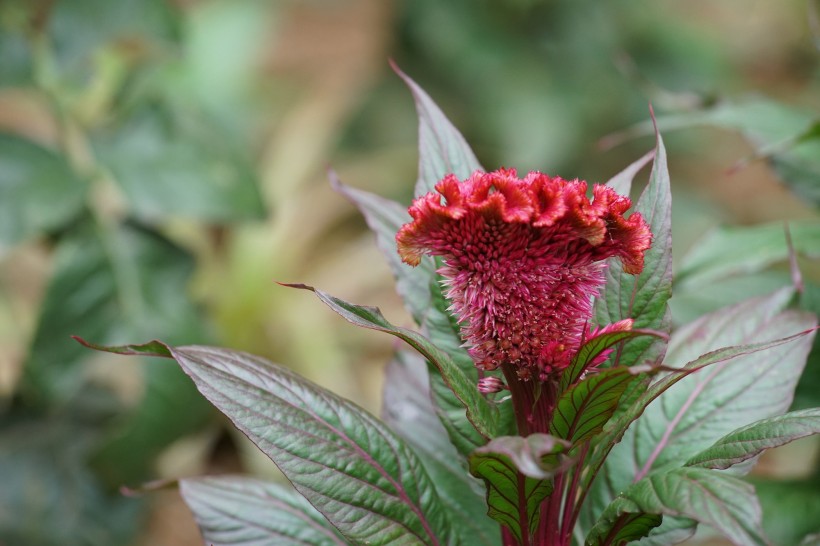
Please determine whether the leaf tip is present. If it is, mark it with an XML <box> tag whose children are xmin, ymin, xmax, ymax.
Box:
<box><xmin>277</xmin><ymin>281</ymin><xmax>316</xmax><ymax>292</ymax></box>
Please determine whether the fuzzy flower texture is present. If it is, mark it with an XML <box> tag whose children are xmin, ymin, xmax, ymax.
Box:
<box><xmin>397</xmin><ymin>169</ymin><xmax>651</xmax><ymax>382</ymax></box>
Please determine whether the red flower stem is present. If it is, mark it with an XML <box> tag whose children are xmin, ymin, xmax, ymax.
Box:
<box><xmin>501</xmin><ymin>527</ymin><xmax>519</xmax><ymax>546</ymax></box>
<box><xmin>545</xmin><ymin>471</ymin><xmax>565</xmax><ymax>543</ymax></box>
<box><xmin>561</xmin><ymin>442</ymin><xmax>589</xmax><ymax>542</ymax></box>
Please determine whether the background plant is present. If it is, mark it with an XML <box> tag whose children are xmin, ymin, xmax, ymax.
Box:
<box><xmin>1</xmin><ymin>1</ymin><xmax>819</xmax><ymax>545</ymax></box>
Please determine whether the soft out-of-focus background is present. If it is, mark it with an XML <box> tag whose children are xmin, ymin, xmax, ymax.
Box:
<box><xmin>0</xmin><ymin>1</ymin><xmax>818</xmax><ymax>545</ymax></box>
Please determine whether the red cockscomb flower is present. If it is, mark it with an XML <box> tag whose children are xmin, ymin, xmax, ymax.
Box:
<box><xmin>397</xmin><ymin>169</ymin><xmax>651</xmax><ymax>381</ymax></box>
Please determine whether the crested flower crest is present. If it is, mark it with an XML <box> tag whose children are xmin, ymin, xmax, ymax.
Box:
<box><xmin>397</xmin><ymin>169</ymin><xmax>651</xmax><ymax>380</ymax></box>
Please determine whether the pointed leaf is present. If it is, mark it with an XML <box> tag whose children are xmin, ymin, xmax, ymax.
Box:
<box><xmin>585</xmin><ymin>512</ymin><xmax>662</xmax><ymax>546</ymax></box>
<box><xmin>685</xmin><ymin>408</ymin><xmax>820</xmax><ymax>470</ymax></box>
<box><xmin>286</xmin><ymin>283</ymin><xmax>498</xmax><ymax>441</ymax></box>
<box><xmin>330</xmin><ymin>174</ymin><xmax>433</xmax><ymax>325</ymax></box>
<box><xmin>579</xmin><ymin>289</ymin><xmax>816</xmax><ymax>536</ymax></box>
<box><xmin>179</xmin><ymin>476</ymin><xmax>346</xmax><ymax>546</ymax></box>
<box><xmin>391</xmin><ymin>62</ymin><xmax>483</xmax><ymax>197</ymax></box>
<box><xmin>551</xmin><ymin>367</ymin><xmax>642</xmax><ymax>446</ymax></box>
<box><xmin>604</xmin><ymin>148</ymin><xmax>655</xmax><ymax>197</ymax></box>
<box><xmin>678</xmin><ymin>220</ymin><xmax>820</xmax><ymax>289</ymax></box>
<box><xmin>595</xmin><ymin>120</ymin><xmax>673</xmax><ymax>368</ymax></box>
<box><xmin>382</xmin><ymin>351</ymin><xmax>498</xmax><ymax>546</ymax></box>
<box><xmin>469</xmin><ymin>434</ymin><xmax>568</xmax><ymax>543</ymax></box>
<box><xmin>586</xmin><ymin>468</ymin><xmax>769</xmax><ymax>546</ymax></box>
<box><xmin>558</xmin><ymin>329</ymin><xmax>663</xmax><ymax>394</ymax></box>
<box><xmin>167</xmin><ymin>344</ymin><xmax>452</xmax><ymax>546</ymax></box>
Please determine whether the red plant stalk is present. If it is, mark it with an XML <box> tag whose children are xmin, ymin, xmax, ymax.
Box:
<box><xmin>396</xmin><ymin>169</ymin><xmax>651</xmax><ymax>546</ymax></box>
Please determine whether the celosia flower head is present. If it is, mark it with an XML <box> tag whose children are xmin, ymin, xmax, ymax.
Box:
<box><xmin>397</xmin><ymin>169</ymin><xmax>651</xmax><ymax>380</ymax></box>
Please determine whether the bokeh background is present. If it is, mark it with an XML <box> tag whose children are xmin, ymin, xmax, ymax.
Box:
<box><xmin>1</xmin><ymin>0</ymin><xmax>819</xmax><ymax>545</ymax></box>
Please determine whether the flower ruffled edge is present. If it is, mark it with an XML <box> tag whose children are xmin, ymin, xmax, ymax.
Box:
<box><xmin>397</xmin><ymin>169</ymin><xmax>652</xmax><ymax>273</ymax></box>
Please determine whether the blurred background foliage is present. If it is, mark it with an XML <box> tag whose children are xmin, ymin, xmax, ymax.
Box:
<box><xmin>0</xmin><ymin>0</ymin><xmax>818</xmax><ymax>544</ymax></box>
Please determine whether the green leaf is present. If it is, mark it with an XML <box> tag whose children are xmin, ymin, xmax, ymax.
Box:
<box><xmin>604</xmin><ymin>148</ymin><xmax>655</xmax><ymax>197</ymax></box>
<box><xmin>382</xmin><ymin>351</ymin><xmax>498</xmax><ymax>546</ymax></box>
<box><xmin>469</xmin><ymin>434</ymin><xmax>568</xmax><ymax>544</ymax></box>
<box><xmin>0</xmin><ymin>407</ymin><xmax>143</xmax><ymax>546</ymax></box>
<box><xmin>678</xmin><ymin>221</ymin><xmax>820</xmax><ymax>289</ymax></box>
<box><xmin>0</xmin><ymin>133</ymin><xmax>87</xmax><ymax>252</ymax></box>
<box><xmin>392</xmin><ymin>62</ymin><xmax>483</xmax><ymax>198</ymax></box>
<box><xmin>579</xmin><ymin>289</ymin><xmax>816</xmax><ymax>537</ymax></box>
<box><xmin>23</xmin><ymin>222</ymin><xmax>212</xmax><ymax>486</ymax></box>
<box><xmin>163</xmin><ymin>344</ymin><xmax>452</xmax><ymax>546</ymax></box>
<box><xmin>551</xmin><ymin>367</ymin><xmax>642</xmax><ymax>446</ymax></box>
<box><xmin>178</xmin><ymin>476</ymin><xmax>346</xmax><ymax>546</ymax></box>
<box><xmin>94</xmin><ymin>102</ymin><xmax>264</xmax><ymax>222</ymax></box>
<box><xmin>558</xmin><ymin>329</ymin><xmax>662</xmax><ymax>394</ymax></box>
<box><xmin>286</xmin><ymin>283</ymin><xmax>498</xmax><ymax>441</ymax></box>
<box><xmin>329</xmin><ymin>179</ymin><xmax>491</xmax><ymax>456</ymax></box>
<box><xmin>594</xmin><ymin>122</ymin><xmax>673</xmax><ymax>368</ymax></box>
<box><xmin>22</xmin><ymin>222</ymin><xmax>206</xmax><ymax>405</ymax></box>
<box><xmin>587</xmin><ymin>468</ymin><xmax>769</xmax><ymax>546</ymax></box>
<box><xmin>586</xmin><ymin>512</ymin><xmax>663</xmax><ymax>546</ymax></box>
<box><xmin>330</xmin><ymin>173</ymin><xmax>433</xmax><ymax>327</ymax></box>
<box><xmin>685</xmin><ymin>408</ymin><xmax>820</xmax><ymax>470</ymax></box>
<box><xmin>754</xmin><ymin>477</ymin><xmax>820</xmax><ymax>546</ymax></box>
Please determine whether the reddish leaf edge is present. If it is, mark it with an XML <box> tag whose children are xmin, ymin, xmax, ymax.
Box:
<box><xmin>72</xmin><ymin>335</ymin><xmax>173</xmax><ymax>358</ymax></box>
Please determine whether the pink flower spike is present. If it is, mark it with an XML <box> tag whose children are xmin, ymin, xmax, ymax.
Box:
<box><xmin>397</xmin><ymin>169</ymin><xmax>652</xmax><ymax>379</ymax></box>
<box><xmin>478</xmin><ymin>376</ymin><xmax>507</xmax><ymax>394</ymax></box>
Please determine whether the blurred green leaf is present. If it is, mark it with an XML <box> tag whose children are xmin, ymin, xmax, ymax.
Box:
<box><xmin>179</xmin><ymin>476</ymin><xmax>347</xmax><ymax>546</ymax></box>
<box><xmin>678</xmin><ymin>220</ymin><xmax>820</xmax><ymax>288</ymax></box>
<box><xmin>393</xmin><ymin>62</ymin><xmax>483</xmax><ymax>198</ymax></box>
<box><xmin>0</xmin><ymin>133</ymin><xmax>86</xmax><ymax>252</ymax></box>
<box><xmin>48</xmin><ymin>0</ymin><xmax>180</xmax><ymax>81</ymax></box>
<box><xmin>622</xmin><ymin>99</ymin><xmax>820</xmax><ymax>206</ymax></box>
<box><xmin>754</xmin><ymin>477</ymin><xmax>820</xmax><ymax>546</ymax></box>
<box><xmin>94</xmin><ymin>102</ymin><xmax>264</xmax><ymax>222</ymax></box>
<box><xmin>0</xmin><ymin>6</ymin><xmax>33</xmax><ymax>86</ymax></box>
<box><xmin>20</xmin><ymin>220</ymin><xmax>212</xmax><ymax>486</ymax></box>
<box><xmin>0</xmin><ymin>408</ymin><xmax>142</xmax><ymax>546</ymax></box>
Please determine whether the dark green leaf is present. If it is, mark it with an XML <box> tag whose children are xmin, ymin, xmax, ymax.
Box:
<box><xmin>586</xmin><ymin>468</ymin><xmax>768</xmax><ymax>546</ymax></box>
<box><xmin>594</xmin><ymin>121</ymin><xmax>673</xmax><ymax>369</ymax></box>
<box><xmin>0</xmin><ymin>133</ymin><xmax>87</xmax><ymax>250</ymax></box>
<box><xmin>585</xmin><ymin>512</ymin><xmax>663</xmax><ymax>546</ymax></box>
<box><xmin>286</xmin><ymin>283</ymin><xmax>498</xmax><ymax>441</ymax></box>
<box><xmin>179</xmin><ymin>476</ymin><xmax>346</xmax><ymax>546</ymax></box>
<box><xmin>469</xmin><ymin>434</ymin><xmax>568</xmax><ymax>544</ymax></box>
<box><xmin>382</xmin><ymin>351</ymin><xmax>498</xmax><ymax>546</ymax></box>
<box><xmin>23</xmin><ymin>222</ymin><xmax>212</xmax><ymax>486</ymax></box>
<box><xmin>685</xmin><ymin>408</ymin><xmax>820</xmax><ymax>470</ymax></box>
<box><xmin>0</xmin><ymin>409</ymin><xmax>142</xmax><ymax>546</ymax></box>
<box><xmin>558</xmin><ymin>329</ymin><xmax>662</xmax><ymax>394</ymax></box>
<box><xmin>392</xmin><ymin>62</ymin><xmax>483</xmax><ymax>198</ymax></box>
<box><xmin>551</xmin><ymin>367</ymin><xmax>640</xmax><ymax>446</ymax></box>
<box><xmin>94</xmin><ymin>102</ymin><xmax>264</xmax><ymax>222</ymax></box>
<box><xmin>169</xmin><ymin>345</ymin><xmax>453</xmax><ymax>545</ymax></box>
